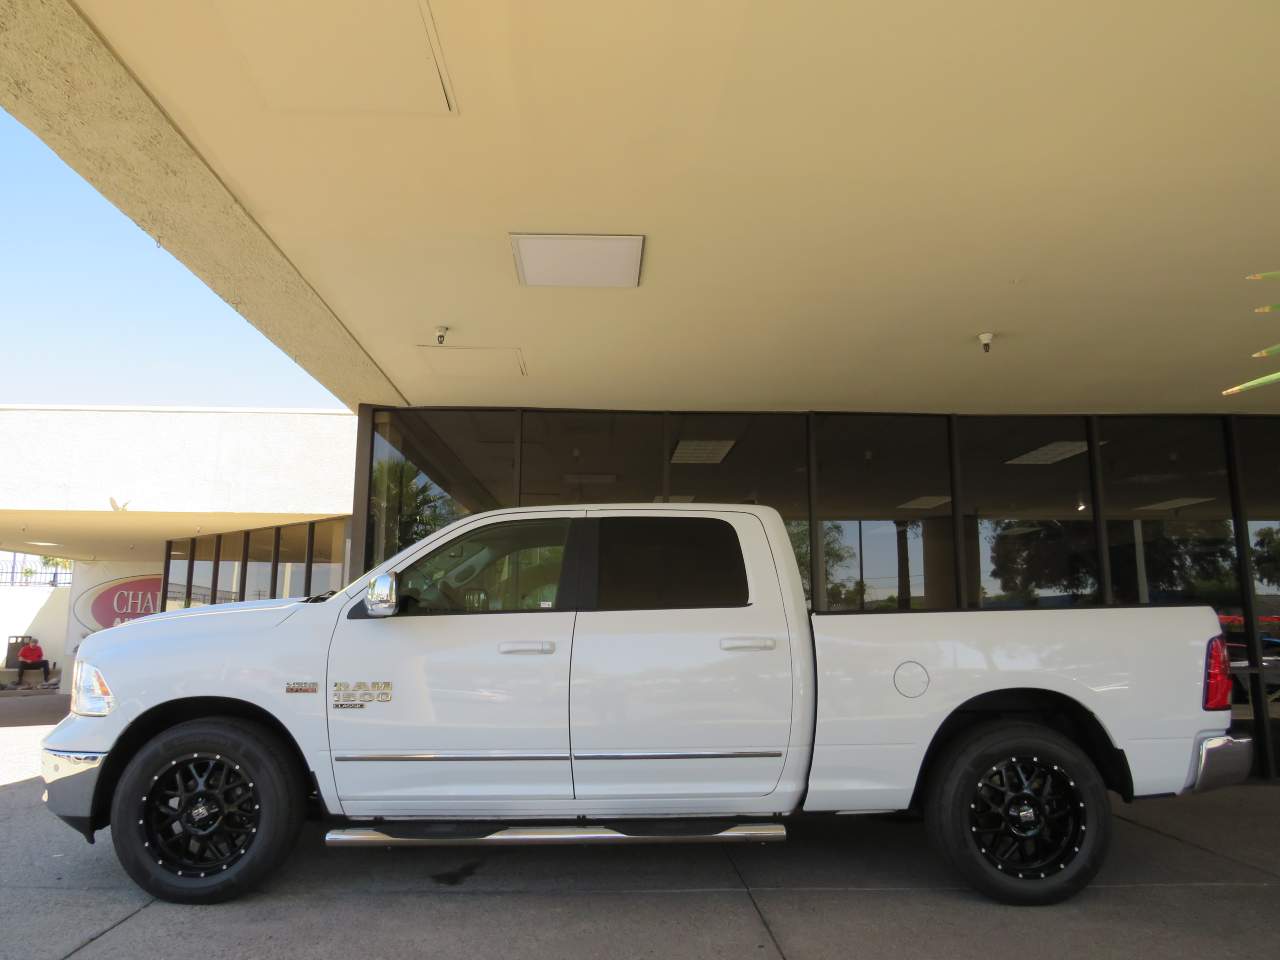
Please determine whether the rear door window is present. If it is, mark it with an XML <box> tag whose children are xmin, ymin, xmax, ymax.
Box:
<box><xmin>595</xmin><ymin>516</ymin><xmax>749</xmax><ymax>610</ymax></box>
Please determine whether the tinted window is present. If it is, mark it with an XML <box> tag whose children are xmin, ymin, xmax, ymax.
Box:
<box><xmin>399</xmin><ymin>518</ymin><xmax>571</xmax><ymax>614</ymax></box>
<box><xmin>596</xmin><ymin>517</ymin><xmax>748</xmax><ymax>610</ymax></box>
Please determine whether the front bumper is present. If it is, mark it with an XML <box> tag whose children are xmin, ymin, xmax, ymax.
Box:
<box><xmin>41</xmin><ymin>748</ymin><xmax>106</xmax><ymax>842</ymax></box>
<box><xmin>1191</xmin><ymin>735</ymin><xmax>1253</xmax><ymax>792</ymax></box>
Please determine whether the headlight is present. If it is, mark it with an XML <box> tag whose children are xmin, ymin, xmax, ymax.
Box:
<box><xmin>71</xmin><ymin>661</ymin><xmax>115</xmax><ymax>717</ymax></box>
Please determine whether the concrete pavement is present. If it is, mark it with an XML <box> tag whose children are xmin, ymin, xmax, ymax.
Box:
<box><xmin>2</xmin><ymin>698</ymin><xmax>1276</xmax><ymax>960</ymax></box>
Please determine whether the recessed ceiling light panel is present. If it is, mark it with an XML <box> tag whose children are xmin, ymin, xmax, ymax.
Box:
<box><xmin>670</xmin><ymin>440</ymin><xmax>735</xmax><ymax>464</ymax></box>
<box><xmin>511</xmin><ymin>234</ymin><xmax>644</xmax><ymax>287</ymax></box>
<box><xmin>1005</xmin><ymin>441</ymin><xmax>1091</xmax><ymax>465</ymax></box>
<box><xmin>1136</xmin><ymin>497</ymin><xmax>1214</xmax><ymax>511</ymax></box>
<box><xmin>897</xmin><ymin>495</ymin><xmax>952</xmax><ymax>510</ymax></box>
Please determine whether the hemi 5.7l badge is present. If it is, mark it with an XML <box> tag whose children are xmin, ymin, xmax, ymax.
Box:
<box><xmin>285</xmin><ymin>681</ymin><xmax>318</xmax><ymax>694</ymax></box>
<box><xmin>332</xmin><ymin>681</ymin><xmax>393</xmax><ymax>709</ymax></box>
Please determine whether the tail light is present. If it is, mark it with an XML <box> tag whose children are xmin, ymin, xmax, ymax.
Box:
<box><xmin>1203</xmin><ymin>636</ymin><xmax>1232</xmax><ymax>711</ymax></box>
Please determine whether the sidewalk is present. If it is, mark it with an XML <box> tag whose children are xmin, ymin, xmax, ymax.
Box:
<box><xmin>0</xmin><ymin>703</ymin><xmax>1275</xmax><ymax>960</ymax></box>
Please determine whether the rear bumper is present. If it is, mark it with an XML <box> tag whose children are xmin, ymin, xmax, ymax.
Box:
<box><xmin>1191</xmin><ymin>735</ymin><xmax>1253</xmax><ymax>793</ymax></box>
<box><xmin>41</xmin><ymin>748</ymin><xmax>105</xmax><ymax>842</ymax></box>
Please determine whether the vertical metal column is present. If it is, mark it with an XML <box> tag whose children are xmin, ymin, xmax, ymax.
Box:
<box><xmin>303</xmin><ymin>522</ymin><xmax>316</xmax><ymax>597</ymax></box>
<box><xmin>182</xmin><ymin>537</ymin><xmax>195</xmax><ymax>609</ymax></box>
<box><xmin>661</xmin><ymin>413</ymin><xmax>672</xmax><ymax>503</ymax></box>
<box><xmin>268</xmin><ymin>527</ymin><xmax>281</xmax><ymax>600</ymax></box>
<box><xmin>514</xmin><ymin>410</ymin><xmax>524</xmax><ymax>506</ymax></box>
<box><xmin>1086</xmin><ymin>416</ymin><xmax>1113</xmax><ymax>604</ymax></box>
<box><xmin>209</xmin><ymin>535</ymin><xmax>222</xmax><ymax>606</ymax></box>
<box><xmin>947</xmin><ymin>415</ymin><xmax>967</xmax><ymax>609</ymax></box>
<box><xmin>1224</xmin><ymin>416</ymin><xmax>1277</xmax><ymax>778</ymax></box>
<box><xmin>158</xmin><ymin>541</ymin><xmax>172</xmax><ymax>612</ymax></box>
<box><xmin>807</xmin><ymin>413</ymin><xmax>825</xmax><ymax>611</ymax></box>
<box><xmin>237</xmin><ymin>533</ymin><xmax>249</xmax><ymax>602</ymax></box>
<box><xmin>348</xmin><ymin>404</ymin><xmax>376</xmax><ymax>575</ymax></box>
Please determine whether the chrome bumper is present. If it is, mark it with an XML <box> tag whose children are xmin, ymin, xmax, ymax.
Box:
<box><xmin>41</xmin><ymin>748</ymin><xmax>106</xmax><ymax>841</ymax></box>
<box><xmin>1192</xmin><ymin>735</ymin><xmax>1253</xmax><ymax>793</ymax></box>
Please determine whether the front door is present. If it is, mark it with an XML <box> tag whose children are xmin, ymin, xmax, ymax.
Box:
<box><xmin>569</xmin><ymin>511</ymin><xmax>794</xmax><ymax>800</ymax></box>
<box><xmin>327</xmin><ymin>512</ymin><xmax>583</xmax><ymax>815</ymax></box>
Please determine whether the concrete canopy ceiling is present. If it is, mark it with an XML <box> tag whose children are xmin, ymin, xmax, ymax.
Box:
<box><xmin>5</xmin><ymin>1</ymin><xmax>1280</xmax><ymax>414</ymax></box>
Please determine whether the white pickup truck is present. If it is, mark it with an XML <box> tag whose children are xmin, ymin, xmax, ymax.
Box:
<box><xmin>41</xmin><ymin>504</ymin><xmax>1251</xmax><ymax>905</ymax></box>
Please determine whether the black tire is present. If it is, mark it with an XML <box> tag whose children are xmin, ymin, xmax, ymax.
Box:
<box><xmin>109</xmin><ymin>717</ymin><xmax>305</xmax><ymax>903</ymax></box>
<box><xmin>924</xmin><ymin>721</ymin><xmax>1111</xmax><ymax>905</ymax></box>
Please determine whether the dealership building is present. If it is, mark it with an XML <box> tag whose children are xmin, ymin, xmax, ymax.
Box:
<box><xmin>0</xmin><ymin>1</ymin><xmax>1277</xmax><ymax>778</ymax></box>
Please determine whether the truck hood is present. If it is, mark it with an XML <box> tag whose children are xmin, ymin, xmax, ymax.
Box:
<box><xmin>77</xmin><ymin>597</ymin><xmax>305</xmax><ymax>660</ymax></box>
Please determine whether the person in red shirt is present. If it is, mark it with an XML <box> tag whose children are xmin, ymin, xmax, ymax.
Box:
<box><xmin>17</xmin><ymin>638</ymin><xmax>50</xmax><ymax>686</ymax></box>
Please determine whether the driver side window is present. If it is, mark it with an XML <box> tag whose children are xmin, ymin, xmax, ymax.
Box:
<box><xmin>397</xmin><ymin>518</ymin><xmax>571</xmax><ymax>615</ymax></box>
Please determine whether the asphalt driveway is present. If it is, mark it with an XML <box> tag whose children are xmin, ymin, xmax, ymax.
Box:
<box><xmin>3</xmin><ymin>695</ymin><xmax>1277</xmax><ymax>960</ymax></box>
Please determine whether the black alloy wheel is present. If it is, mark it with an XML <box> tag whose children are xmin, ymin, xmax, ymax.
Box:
<box><xmin>111</xmin><ymin>717</ymin><xmax>305</xmax><ymax>903</ymax></box>
<box><xmin>925</xmin><ymin>721</ymin><xmax>1111</xmax><ymax>905</ymax></box>
<box><xmin>140</xmin><ymin>752</ymin><xmax>262</xmax><ymax>878</ymax></box>
<box><xmin>969</xmin><ymin>756</ymin><xmax>1088</xmax><ymax>880</ymax></box>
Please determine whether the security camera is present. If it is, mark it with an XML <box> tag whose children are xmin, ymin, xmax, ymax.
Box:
<box><xmin>435</xmin><ymin>326</ymin><xmax>449</xmax><ymax>346</ymax></box>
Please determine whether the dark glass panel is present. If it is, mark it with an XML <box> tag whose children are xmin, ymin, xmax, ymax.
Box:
<box><xmin>667</xmin><ymin>413</ymin><xmax>810</xmax><ymax>605</ymax></box>
<box><xmin>188</xmin><ymin>536</ymin><xmax>216</xmax><ymax>607</ymax></box>
<box><xmin>163</xmin><ymin>541</ymin><xmax>189</xmax><ymax>612</ymax></box>
<box><xmin>244</xmin><ymin>528</ymin><xmax>275</xmax><ymax>602</ymax></box>
<box><xmin>367</xmin><ymin>410</ymin><xmax>518</xmax><ymax>566</ymax></box>
<box><xmin>520</xmin><ymin>411</ymin><xmax>662</xmax><ymax>506</ymax></box>
<box><xmin>276</xmin><ymin>523</ymin><xmax>309</xmax><ymax>599</ymax></box>
<box><xmin>814</xmin><ymin>414</ymin><xmax>955</xmax><ymax>611</ymax></box>
<box><xmin>1099</xmin><ymin>417</ymin><xmax>1239</xmax><ymax>607</ymax></box>
<box><xmin>215</xmin><ymin>532</ymin><xmax>244</xmax><ymax>604</ymax></box>
<box><xmin>596</xmin><ymin>517</ymin><xmax>749</xmax><ymax>610</ymax></box>
<box><xmin>958</xmin><ymin>417</ymin><xmax>1098</xmax><ymax>609</ymax></box>
<box><xmin>310</xmin><ymin>518</ymin><xmax>348</xmax><ymax>595</ymax></box>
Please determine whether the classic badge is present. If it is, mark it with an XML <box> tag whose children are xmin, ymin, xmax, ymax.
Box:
<box><xmin>285</xmin><ymin>681</ymin><xmax>318</xmax><ymax>694</ymax></box>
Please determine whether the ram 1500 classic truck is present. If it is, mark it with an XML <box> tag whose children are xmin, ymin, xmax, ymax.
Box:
<box><xmin>41</xmin><ymin>504</ymin><xmax>1252</xmax><ymax>905</ymax></box>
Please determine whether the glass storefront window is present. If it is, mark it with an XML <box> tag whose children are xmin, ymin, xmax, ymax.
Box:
<box><xmin>368</xmin><ymin>409</ymin><xmax>518</xmax><ymax>567</ymax></box>
<box><xmin>1100</xmin><ymin>417</ymin><xmax>1239</xmax><ymax>607</ymax></box>
<box><xmin>667</xmin><ymin>413</ymin><xmax>810</xmax><ymax>604</ymax></box>
<box><xmin>815</xmin><ymin>414</ymin><xmax>955</xmax><ymax>611</ymax></box>
<box><xmin>310</xmin><ymin>519</ymin><xmax>348</xmax><ymax>595</ymax></box>
<box><xmin>958</xmin><ymin>417</ymin><xmax>1098</xmax><ymax>609</ymax></box>
<box><xmin>276</xmin><ymin>523</ymin><xmax>309</xmax><ymax>599</ymax></box>
<box><xmin>520</xmin><ymin>411</ymin><xmax>663</xmax><ymax>506</ymax></box>
<box><xmin>216</xmin><ymin>532</ymin><xmax>244</xmax><ymax>604</ymax></box>
<box><xmin>244</xmin><ymin>528</ymin><xmax>275</xmax><ymax>602</ymax></box>
<box><xmin>163</xmin><ymin>540</ymin><xmax>190</xmax><ymax>612</ymax></box>
<box><xmin>188</xmin><ymin>535</ymin><xmax>216</xmax><ymax>607</ymax></box>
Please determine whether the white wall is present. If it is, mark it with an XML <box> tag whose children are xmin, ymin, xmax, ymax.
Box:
<box><xmin>0</xmin><ymin>406</ymin><xmax>356</xmax><ymax>515</ymax></box>
<box><xmin>0</xmin><ymin>585</ymin><xmax>71</xmax><ymax>670</ymax></box>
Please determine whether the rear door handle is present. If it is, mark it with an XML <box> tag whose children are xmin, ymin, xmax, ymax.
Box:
<box><xmin>499</xmin><ymin>641</ymin><xmax>556</xmax><ymax>655</ymax></box>
<box><xmin>719</xmin><ymin>637</ymin><xmax>776</xmax><ymax>651</ymax></box>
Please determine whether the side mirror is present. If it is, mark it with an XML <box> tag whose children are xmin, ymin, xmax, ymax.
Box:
<box><xmin>364</xmin><ymin>572</ymin><xmax>398</xmax><ymax>618</ymax></box>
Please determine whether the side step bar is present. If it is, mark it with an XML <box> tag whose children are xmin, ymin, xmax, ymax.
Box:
<box><xmin>325</xmin><ymin>822</ymin><xmax>786</xmax><ymax>848</ymax></box>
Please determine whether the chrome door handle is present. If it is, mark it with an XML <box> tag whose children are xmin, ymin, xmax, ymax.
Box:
<box><xmin>499</xmin><ymin>641</ymin><xmax>556</xmax><ymax>655</ymax></box>
<box><xmin>719</xmin><ymin>637</ymin><xmax>776</xmax><ymax>651</ymax></box>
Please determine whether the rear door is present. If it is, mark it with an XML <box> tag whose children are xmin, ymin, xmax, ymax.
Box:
<box><xmin>568</xmin><ymin>511</ymin><xmax>794</xmax><ymax>799</ymax></box>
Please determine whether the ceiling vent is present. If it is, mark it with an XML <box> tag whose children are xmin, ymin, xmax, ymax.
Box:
<box><xmin>670</xmin><ymin>440</ymin><xmax>735</xmax><ymax>465</ymax></box>
<box><xmin>510</xmin><ymin>235</ymin><xmax>644</xmax><ymax>287</ymax></box>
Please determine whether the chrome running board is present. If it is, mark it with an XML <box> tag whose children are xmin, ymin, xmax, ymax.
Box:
<box><xmin>324</xmin><ymin>822</ymin><xmax>786</xmax><ymax>848</ymax></box>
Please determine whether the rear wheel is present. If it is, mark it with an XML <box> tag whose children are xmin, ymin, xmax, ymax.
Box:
<box><xmin>925</xmin><ymin>721</ymin><xmax>1110</xmax><ymax>905</ymax></box>
<box><xmin>109</xmin><ymin>717</ymin><xmax>305</xmax><ymax>903</ymax></box>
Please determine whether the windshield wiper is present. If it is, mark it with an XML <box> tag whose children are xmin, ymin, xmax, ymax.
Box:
<box><xmin>302</xmin><ymin>590</ymin><xmax>336</xmax><ymax>603</ymax></box>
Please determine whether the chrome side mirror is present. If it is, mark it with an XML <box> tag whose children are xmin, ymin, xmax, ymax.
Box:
<box><xmin>364</xmin><ymin>572</ymin><xmax>398</xmax><ymax>618</ymax></box>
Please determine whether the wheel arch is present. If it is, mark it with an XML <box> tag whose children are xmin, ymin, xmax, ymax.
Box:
<box><xmin>91</xmin><ymin>697</ymin><xmax>315</xmax><ymax>832</ymax></box>
<box><xmin>909</xmin><ymin>688</ymin><xmax>1134</xmax><ymax>810</ymax></box>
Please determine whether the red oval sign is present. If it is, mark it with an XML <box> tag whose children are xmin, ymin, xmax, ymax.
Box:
<box><xmin>88</xmin><ymin>576</ymin><xmax>162</xmax><ymax>630</ymax></box>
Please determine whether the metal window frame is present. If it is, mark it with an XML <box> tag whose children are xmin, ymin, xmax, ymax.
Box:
<box><xmin>159</xmin><ymin>540</ymin><xmax>172</xmax><ymax>612</ymax></box>
<box><xmin>181</xmin><ymin>537</ymin><xmax>195</xmax><ymax>609</ymax></box>
<box><xmin>268</xmin><ymin>526</ymin><xmax>281</xmax><ymax>600</ymax></box>
<box><xmin>303</xmin><ymin>522</ymin><xmax>316</xmax><ymax>597</ymax></box>
<box><xmin>209</xmin><ymin>534</ymin><xmax>222</xmax><ymax>606</ymax></box>
<box><xmin>237</xmin><ymin>531</ymin><xmax>249</xmax><ymax>602</ymax></box>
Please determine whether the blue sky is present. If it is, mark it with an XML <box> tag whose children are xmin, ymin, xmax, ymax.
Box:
<box><xmin>0</xmin><ymin>109</ymin><xmax>342</xmax><ymax>409</ymax></box>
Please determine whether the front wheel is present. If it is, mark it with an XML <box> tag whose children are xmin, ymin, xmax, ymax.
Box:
<box><xmin>924</xmin><ymin>721</ymin><xmax>1111</xmax><ymax>905</ymax></box>
<box><xmin>109</xmin><ymin>717</ymin><xmax>305</xmax><ymax>903</ymax></box>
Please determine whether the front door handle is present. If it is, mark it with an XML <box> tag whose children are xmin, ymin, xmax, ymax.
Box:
<box><xmin>720</xmin><ymin>637</ymin><xmax>777</xmax><ymax>651</ymax></box>
<box><xmin>499</xmin><ymin>641</ymin><xmax>556</xmax><ymax>655</ymax></box>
